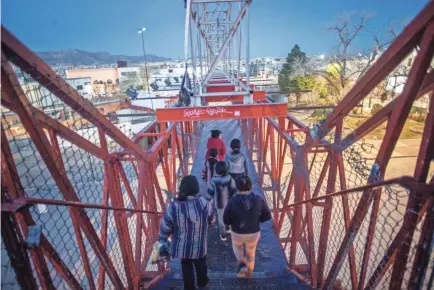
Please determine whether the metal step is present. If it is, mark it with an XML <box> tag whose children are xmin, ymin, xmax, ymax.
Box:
<box><xmin>151</xmin><ymin>273</ymin><xmax>309</xmax><ymax>290</ymax></box>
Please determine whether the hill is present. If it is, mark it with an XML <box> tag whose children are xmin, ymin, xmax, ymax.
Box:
<box><xmin>37</xmin><ymin>49</ymin><xmax>170</xmax><ymax>66</ymax></box>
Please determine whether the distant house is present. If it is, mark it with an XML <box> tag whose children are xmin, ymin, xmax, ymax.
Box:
<box><xmin>118</xmin><ymin>67</ymin><xmax>141</xmax><ymax>82</ymax></box>
<box><xmin>66</xmin><ymin>68</ymin><xmax>118</xmax><ymax>95</ymax></box>
<box><xmin>66</xmin><ymin>77</ymin><xmax>92</xmax><ymax>99</ymax></box>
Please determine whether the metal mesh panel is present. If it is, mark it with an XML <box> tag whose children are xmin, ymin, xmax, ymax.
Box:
<box><xmin>239</xmin><ymin>113</ymin><xmax>432</xmax><ymax>290</ymax></box>
<box><xmin>1</xmin><ymin>57</ymin><xmax>166</xmax><ymax>289</ymax></box>
<box><xmin>1</xmin><ymin>238</ymin><xmax>20</xmax><ymax>290</ymax></box>
<box><xmin>4</xmin><ymin>204</ymin><xmax>161</xmax><ymax>289</ymax></box>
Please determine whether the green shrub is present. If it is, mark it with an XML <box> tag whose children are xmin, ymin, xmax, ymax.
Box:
<box><xmin>311</xmin><ymin>109</ymin><xmax>332</xmax><ymax>121</ymax></box>
<box><xmin>371</xmin><ymin>104</ymin><xmax>383</xmax><ymax>115</ymax></box>
<box><xmin>410</xmin><ymin>106</ymin><xmax>427</xmax><ymax>115</ymax></box>
<box><xmin>409</xmin><ymin>114</ymin><xmax>426</xmax><ymax>122</ymax></box>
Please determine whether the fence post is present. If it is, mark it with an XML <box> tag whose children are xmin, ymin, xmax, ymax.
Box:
<box><xmin>1</xmin><ymin>210</ymin><xmax>38</xmax><ymax>289</ymax></box>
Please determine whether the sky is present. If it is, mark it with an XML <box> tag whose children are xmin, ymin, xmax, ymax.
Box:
<box><xmin>1</xmin><ymin>0</ymin><xmax>430</xmax><ymax>59</ymax></box>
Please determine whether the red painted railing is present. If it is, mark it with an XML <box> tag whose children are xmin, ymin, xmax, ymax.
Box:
<box><xmin>238</xmin><ymin>3</ymin><xmax>434</xmax><ymax>288</ymax></box>
<box><xmin>1</xmin><ymin>26</ymin><xmax>204</xmax><ymax>289</ymax></box>
<box><xmin>2</xmin><ymin>2</ymin><xmax>434</xmax><ymax>290</ymax></box>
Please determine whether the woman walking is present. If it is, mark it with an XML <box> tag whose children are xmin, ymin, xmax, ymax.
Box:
<box><xmin>158</xmin><ymin>175</ymin><xmax>215</xmax><ymax>289</ymax></box>
<box><xmin>223</xmin><ymin>176</ymin><xmax>271</xmax><ymax>278</ymax></box>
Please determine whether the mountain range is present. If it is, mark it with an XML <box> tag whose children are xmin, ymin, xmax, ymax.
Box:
<box><xmin>36</xmin><ymin>49</ymin><xmax>171</xmax><ymax>66</ymax></box>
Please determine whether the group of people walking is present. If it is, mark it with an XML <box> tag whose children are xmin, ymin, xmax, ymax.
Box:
<box><xmin>158</xmin><ymin>130</ymin><xmax>271</xmax><ymax>290</ymax></box>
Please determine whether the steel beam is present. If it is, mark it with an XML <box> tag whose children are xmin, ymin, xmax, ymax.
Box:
<box><xmin>1</xmin><ymin>53</ymin><xmax>124</xmax><ymax>288</ymax></box>
<box><xmin>323</xmin><ymin>19</ymin><xmax>434</xmax><ymax>289</ymax></box>
<box><xmin>156</xmin><ymin>103</ymin><xmax>286</xmax><ymax>122</ymax></box>
<box><xmin>303</xmin><ymin>2</ymin><xmax>434</xmax><ymax>147</ymax></box>
<box><xmin>201</xmin><ymin>1</ymin><xmax>249</xmax><ymax>85</ymax></box>
<box><xmin>1</xmin><ymin>26</ymin><xmax>153</xmax><ymax>163</ymax></box>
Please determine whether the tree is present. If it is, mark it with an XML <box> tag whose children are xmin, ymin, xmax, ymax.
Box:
<box><xmin>174</xmin><ymin>77</ymin><xmax>180</xmax><ymax>83</ymax></box>
<box><xmin>278</xmin><ymin>44</ymin><xmax>307</xmax><ymax>91</ymax></box>
<box><xmin>288</xmin><ymin>76</ymin><xmax>313</xmax><ymax>105</ymax></box>
<box><xmin>312</xmin><ymin>14</ymin><xmax>396</xmax><ymax>103</ymax></box>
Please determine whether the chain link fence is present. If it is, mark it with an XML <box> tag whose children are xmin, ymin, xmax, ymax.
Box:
<box><xmin>1</xmin><ymin>57</ymin><xmax>170</xmax><ymax>288</ymax></box>
<box><xmin>240</xmin><ymin>115</ymin><xmax>432</xmax><ymax>289</ymax></box>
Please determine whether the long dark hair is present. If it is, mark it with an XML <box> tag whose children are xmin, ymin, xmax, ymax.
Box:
<box><xmin>209</xmin><ymin>148</ymin><xmax>218</xmax><ymax>158</ymax></box>
<box><xmin>215</xmin><ymin>161</ymin><xmax>228</xmax><ymax>176</ymax></box>
<box><xmin>178</xmin><ymin>175</ymin><xmax>199</xmax><ymax>201</ymax></box>
<box><xmin>208</xmin><ymin>158</ymin><xmax>218</xmax><ymax>178</ymax></box>
<box><xmin>211</xmin><ymin>130</ymin><xmax>221</xmax><ymax>138</ymax></box>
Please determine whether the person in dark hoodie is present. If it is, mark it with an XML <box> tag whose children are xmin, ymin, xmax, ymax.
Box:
<box><xmin>225</xmin><ymin>138</ymin><xmax>249</xmax><ymax>181</ymax></box>
<box><xmin>207</xmin><ymin>161</ymin><xmax>237</xmax><ymax>241</ymax></box>
<box><xmin>223</xmin><ymin>175</ymin><xmax>271</xmax><ymax>278</ymax></box>
<box><xmin>202</xmin><ymin>148</ymin><xmax>219</xmax><ymax>186</ymax></box>
<box><xmin>159</xmin><ymin>175</ymin><xmax>215</xmax><ymax>290</ymax></box>
<box><xmin>206</xmin><ymin>130</ymin><xmax>226</xmax><ymax>161</ymax></box>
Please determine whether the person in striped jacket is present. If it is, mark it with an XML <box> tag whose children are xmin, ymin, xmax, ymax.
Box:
<box><xmin>158</xmin><ymin>175</ymin><xmax>215</xmax><ymax>290</ymax></box>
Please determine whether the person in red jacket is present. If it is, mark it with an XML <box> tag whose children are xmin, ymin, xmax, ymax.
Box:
<box><xmin>206</xmin><ymin>130</ymin><xmax>226</xmax><ymax>161</ymax></box>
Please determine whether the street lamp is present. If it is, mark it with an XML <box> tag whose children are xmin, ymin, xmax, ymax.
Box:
<box><xmin>138</xmin><ymin>27</ymin><xmax>150</xmax><ymax>94</ymax></box>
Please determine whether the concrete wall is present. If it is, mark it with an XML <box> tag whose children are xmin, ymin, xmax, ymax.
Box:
<box><xmin>66</xmin><ymin>77</ymin><xmax>92</xmax><ymax>99</ymax></box>
<box><xmin>66</xmin><ymin>68</ymin><xmax>119</xmax><ymax>84</ymax></box>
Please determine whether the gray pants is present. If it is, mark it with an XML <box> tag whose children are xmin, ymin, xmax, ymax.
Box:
<box><xmin>216</xmin><ymin>208</ymin><xmax>226</xmax><ymax>237</ymax></box>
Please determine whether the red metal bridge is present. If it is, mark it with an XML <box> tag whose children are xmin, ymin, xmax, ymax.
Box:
<box><xmin>1</xmin><ymin>1</ymin><xmax>434</xmax><ymax>289</ymax></box>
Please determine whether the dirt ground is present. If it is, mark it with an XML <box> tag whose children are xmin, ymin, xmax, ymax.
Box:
<box><xmin>363</xmin><ymin>138</ymin><xmax>434</xmax><ymax>180</ymax></box>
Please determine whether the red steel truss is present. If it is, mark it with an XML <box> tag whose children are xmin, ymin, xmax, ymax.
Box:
<box><xmin>1</xmin><ymin>2</ymin><xmax>434</xmax><ymax>290</ymax></box>
<box><xmin>237</xmin><ymin>3</ymin><xmax>434</xmax><ymax>289</ymax></box>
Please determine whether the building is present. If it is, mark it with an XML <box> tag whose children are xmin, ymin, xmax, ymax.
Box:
<box><xmin>66</xmin><ymin>68</ymin><xmax>118</xmax><ymax>84</ymax></box>
<box><xmin>118</xmin><ymin>67</ymin><xmax>141</xmax><ymax>83</ymax></box>
<box><xmin>66</xmin><ymin>68</ymin><xmax>119</xmax><ymax>95</ymax></box>
<box><xmin>65</xmin><ymin>77</ymin><xmax>92</xmax><ymax>99</ymax></box>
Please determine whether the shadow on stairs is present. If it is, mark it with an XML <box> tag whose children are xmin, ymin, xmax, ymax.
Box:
<box><xmin>148</xmin><ymin>225</ymin><xmax>309</xmax><ymax>289</ymax></box>
<box><xmin>144</xmin><ymin>120</ymin><xmax>309</xmax><ymax>289</ymax></box>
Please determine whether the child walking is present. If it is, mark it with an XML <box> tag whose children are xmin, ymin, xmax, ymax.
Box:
<box><xmin>223</xmin><ymin>176</ymin><xmax>271</xmax><ymax>278</ymax></box>
<box><xmin>207</xmin><ymin>161</ymin><xmax>237</xmax><ymax>241</ymax></box>
<box><xmin>206</xmin><ymin>130</ymin><xmax>226</xmax><ymax>161</ymax></box>
<box><xmin>202</xmin><ymin>148</ymin><xmax>219</xmax><ymax>186</ymax></box>
<box><xmin>225</xmin><ymin>139</ymin><xmax>249</xmax><ymax>181</ymax></box>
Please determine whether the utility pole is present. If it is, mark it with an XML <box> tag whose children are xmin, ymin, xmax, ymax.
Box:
<box><xmin>138</xmin><ymin>28</ymin><xmax>150</xmax><ymax>94</ymax></box>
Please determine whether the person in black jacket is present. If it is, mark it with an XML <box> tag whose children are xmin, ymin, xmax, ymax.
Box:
<box><xmin>223</xmin><ymin>175</ymin><xmax>271</xmax><ymax>278</ymax></box>
<box><xmin>207</xmin><ymin>161</ymin><xmax>237</xmax><ymax>241</ymax></box>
